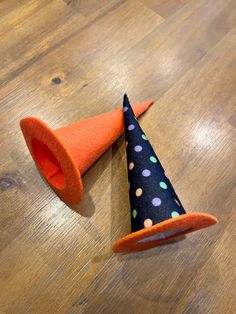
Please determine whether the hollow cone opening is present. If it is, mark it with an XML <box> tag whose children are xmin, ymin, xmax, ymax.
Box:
<box><xmin>32</xmin><ymin>139</ymin><xmax>65</xmax><ymax>190</ymax></box>
<box><xmin>137</xmin><ymin>227</ymin><xmax>191</xmax><ymax>243</ymax></box>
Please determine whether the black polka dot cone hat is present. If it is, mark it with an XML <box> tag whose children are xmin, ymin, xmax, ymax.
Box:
<box><xmin>112</xmin><ymin>94</ymin><xmax>218</xmax><ymax>253</ymax></box>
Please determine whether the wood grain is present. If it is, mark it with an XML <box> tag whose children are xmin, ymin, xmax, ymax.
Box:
<box><xmin>0</xmin><ymin>0</ymin><xmax>235</xmax><ymax>313</ymax></box>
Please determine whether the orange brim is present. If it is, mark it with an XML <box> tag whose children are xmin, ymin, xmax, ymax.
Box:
<box><xmin>20</xmin><ymin>117</ymin><xmax>83</xmax><ymax>204</ymax></box>
<box><xmin>112</xmin><ymin>212</ymin><xmax>218</xmax><ymax>253</ymax></box>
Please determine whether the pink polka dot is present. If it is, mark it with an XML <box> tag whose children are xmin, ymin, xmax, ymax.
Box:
<box><xmin>129</xmin><ymin>162</ymin><xmax>134</xmax><ymax>170</ymax></box>
<box><xmin>144</xmin><ymin>218</ymin><xmax>153</xmax><ymax>228</ymax></box>
<box><xmin>135</xmin><ymin>188</ymin><xmax>143</xmax><ymax>197</ymax></box>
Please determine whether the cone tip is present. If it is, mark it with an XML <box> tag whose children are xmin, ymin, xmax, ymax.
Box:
<box><xmin>146</xmin><ymin>99</ymin><xmax>154</xmax><ymax>108</ymax></box>
<box><xmin>123</xmin><ymin>93</ymin><xmax>130</xmax><ymax>108</ymax></box>
<box><xmin>123</xmin><ymin>93</ymin><xmax>154</xmax><ymax>111</ymax></box>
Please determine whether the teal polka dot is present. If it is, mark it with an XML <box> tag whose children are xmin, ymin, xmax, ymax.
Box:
<box><xmin>142</xmin><ymin>134</ymin><xmax>148</xmax><ymax>140</ymax></box>
<box><xmin>171</xmin><ymin>211</ymin><xmax>180</xmax><ymax>218</ymax></box>
<box><xmin>150</xmin><ymin>156</ymin><xmax>157</xmax><ymax>163</ymax></box>
<box><xmin>132</xmin><ymin>209</ymin><xmax>137</xmax><ymax>218</ymax></box>
<box><xmin>160</xmin><ymin>181</ymin><xmax>167</xmax><ymax>189</ymax></box>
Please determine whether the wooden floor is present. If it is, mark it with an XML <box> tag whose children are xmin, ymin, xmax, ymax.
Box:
<box><xmin>0</xmin><ymin>0</ymin><xmax>236</xmax><ymax>313</ymax></box>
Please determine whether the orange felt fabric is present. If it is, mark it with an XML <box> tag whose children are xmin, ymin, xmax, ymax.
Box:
<box><xmin>55</xmin><ymin>100</ymin><xmax>153</xmax><ymax>175</ymax></box>
<box><xmin>112</xmin><ymin>212</ymin><xmax>218</xmax><ymax>253</ymax></box>
<box><xmin>20</xmin><ymin>100</ymin><xmax>153</xmax><ymax>204</ymax></box>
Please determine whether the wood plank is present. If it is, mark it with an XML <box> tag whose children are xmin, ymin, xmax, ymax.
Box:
<box><xmin>141</xmin><ymin>0</ymin><xmax>189</xmax><ymax>18</ymax></box>
<box><xmin>0</xmin><ymin>0</ymin><xmax>124</xmax><ymax>87</ymax></box>
<box><xmin>0</xmin><ymin>0</ymin><xmax>235</xmax><ymax>313</ymax></box>
<box><xmin>68</xmin><ymin>26</ymin><xmax>236</xmax><ymax>314</ymax></box>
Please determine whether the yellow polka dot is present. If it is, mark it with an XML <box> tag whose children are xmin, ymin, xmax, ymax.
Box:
<box><xmin>144</xmin><ymin>218</ymin><xmax>153</xmax><ymax>228</ymax></box>
<box><xmin>129</xmin><ymin>162</ymin><xmax>134</xmax><ymax>170</ymax></box>
<box><xmin>135</xmin><ymin>188</ymin><xmax>143</xmax><ymax>197</ymax></box>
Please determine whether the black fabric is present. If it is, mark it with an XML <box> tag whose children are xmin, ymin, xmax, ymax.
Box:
<box><xmin>123</xmin><ymin>94</ymin><xmax>186</xmax><ymax>232</ymax></box>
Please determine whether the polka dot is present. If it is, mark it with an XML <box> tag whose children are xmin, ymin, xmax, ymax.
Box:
<box><xmin>171</xmin><ymin>211</ymin><xmax>180</xmax><ymax>218</ymax></box>
<box><xmin>123</xmin><ymin>106</ymin><xmax>128</xmax><ymax>112</ymax></box>
<box><xmin>134</xmin><ymin>145</ymin><xmax>143</xmax><ymax>152</ymax></box>
<box><xmin>135</xmin><ymin>188</ymin><xmax>143</xmax><ymax>197</ymax></box>
<box><xmin>142</xmin><ymin>134</ymin><xmax>148</xmax><ymax>140</ymax></box>
<box><xmin>144</xmin><ymin>218</ymin><xmax>153</xmax><ymax>228</ymax></box>
<box><xmin>132</xmin><ymin>209</ymin><xmax>137</xmax><ymax>218</ymax></box>
<box><xmin>129</xmin><ymin>162</ymin><xmax>134</xmax><ymax>170</ymax></box>
<box><xmin>142</xmin><ymin>169</ymin><xmax>151</xmax><ymax>177</ymax></box>
<box><xmin>128</xmin><ymin>124</ymin><xmax>135</xmax><ymax>131</ymax></box>
<box><xmin>150</xmin><ymin>156</ymin><xmax>157</xmax><ymax>163</ymax></box>
<box><xmin>160</xmin><ymin>181</ymin><xmax>167</xmax><ymax>189</ymax></box>
<box><xmin>152</xmin><ymin>197</ymin><xmax>161</xmax><ymax>206</ymax></box>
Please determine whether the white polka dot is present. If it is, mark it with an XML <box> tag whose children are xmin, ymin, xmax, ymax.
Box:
<box><xmin>144</xmin><ymin>218</ymin><xmax>153</xmax><ymax>228</ymax></box>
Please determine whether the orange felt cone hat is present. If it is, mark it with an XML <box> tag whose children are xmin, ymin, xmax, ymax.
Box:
<box><xmin>20</xmin><ymin>100</ymin><xmax>153</xmax><ymax>204</ymax></box>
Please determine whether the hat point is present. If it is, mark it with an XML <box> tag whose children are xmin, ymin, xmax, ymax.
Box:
<box><xmin>123</xmin><ymin>93</ymin><xmax>130</xmax><ymax>108</ymax></box>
